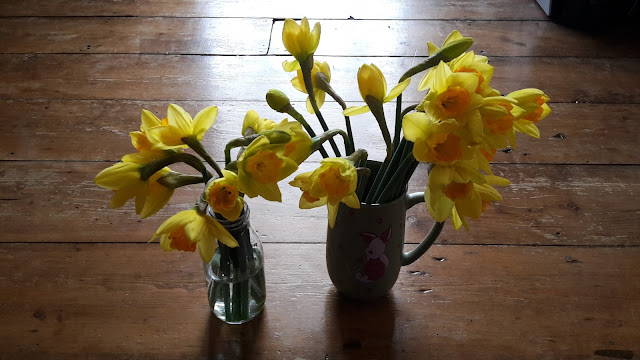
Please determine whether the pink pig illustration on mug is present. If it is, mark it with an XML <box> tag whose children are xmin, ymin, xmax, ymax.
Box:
<box><xmin>355</xmin><ymin>225</ymin><xmax>391</xmax><ymax>282</ymax></box>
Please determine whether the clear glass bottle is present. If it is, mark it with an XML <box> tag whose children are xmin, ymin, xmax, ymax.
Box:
<box><xmin>204</xmin><ymin>203</ymin><xmax>266</xmax><ymax>324</ymax></box>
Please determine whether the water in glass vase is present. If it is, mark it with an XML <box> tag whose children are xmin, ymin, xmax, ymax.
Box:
<box><xmin>204</xmin><ymin>246</ymin><xmax>266</xmax><ymax>324</ymax></box>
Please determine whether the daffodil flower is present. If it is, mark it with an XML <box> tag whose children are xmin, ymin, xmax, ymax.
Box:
<box><xmin>282</xmin><ymin>17</ymin><xmax>321</xmax><ymax>64</ymax></box>
<box><xmin>237</xmin><ymin>135</ymin><xmax>298</xmax><ymax>202</ymax></box>
<box><xmin>420</xmin><ymin>51</ymin><xmax>498</xmax><ymax>97</ymax></box>
<box><xmin>507</xmin><ymin>89</ymin><xmax>551</xmax><ymax>140</ymax></box>
<box><xmin>343</xmin><ymin>64</ymin><xmax>411</xmax><ymax>116</ymax></box>
<box><xmin>242</xmin><ymin>109</ymin><xmax>277</xmax><ymax>136</ymax></box>
<box><xmin>426</xmin><ymin>164</ymin><xmax>509</xmax><ymax>230</ymax></box>
<box><xmin>418</xmin><ymin>61</ymin><xmax>484</xmax><ymax>144</ymax></box>
<box><xmin>273</xmin><ymin>118</ymin><xmax>313</xmax><ymax>164</ymax></box>
<box><xmin>206</xmin><ymin>170</ymin><xmax>244</xmax><ymax>221</ymax></box>
<box><xmin>402</xmin><ymin>112</ymin><xmax>473</xmax><ymax>165</ymax></box>
<box><xmin>151</xmin><ymin>209</ymin><xmax>238</xmax><ymax>263</ymax></box>
<box><xmin>94</xmin><ymin>152</ymin><xmax>174</xmax><ymax>219</ymax></box>
<box><xmin>289</xmin><ymin>158</ymin><xmax>360</xmax><ymax>228</ymax></box>
<box><xmin>146</xmin><ymin>104</ymin><xmax>218</xmax><ymax>150</ymax></box>
<box><xmin>479</xmin><ymin>96</ymin><xmax>525</xmax><ymax>150</ymax></box>
<box><xmin>285</xmin><ymin>60</ymin><xmax>331</xmax><ymax>114</ymax></box>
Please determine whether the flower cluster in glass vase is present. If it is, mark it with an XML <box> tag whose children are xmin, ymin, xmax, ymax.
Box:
<box><xmin>95</xmin><ymin>18</ymin><xmax>551</xmax><ymax>261</ymax></box>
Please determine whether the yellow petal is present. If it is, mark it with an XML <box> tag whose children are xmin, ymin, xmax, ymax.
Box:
<box><xmin>196</xmin><ymin>237</ymin><xmax>216</xmax><ymax>263</ymax></box>
<box><xmin>327</xmin><ymin>202</ymin><xmax>339</xmax><ymax>228</ymax></box>
<box><xmin>192</xmin><ymin>106</ymin><xmax>218</xmax><ymax>140</ymax></box>
<box><xmin>153</xmin><ymin>209</ymin><xmax>197</xmax><ymax>239</ymax></box>
<box><xmin>343</xmin><ymin>105</ymin><xmax>371</xmax><ymax>117</ymax></box>
<box><xmin>167</xmin><ymin>104</ymin><xmax>193</xmax><ymax>136</ymax></box>
<box><xmin>401</xmin><ymin>112</ymin><xmax>429</xmax><ymax>142</ymax></box>
<box><xmin>384</xmin><ymin>77</ymin><xmax>411</xmax><ymax>103</ymax></box>
<box><xmin>282</xmin><ymin>59</ymin><xmax>301</xmax><ymax>72</ymax></box>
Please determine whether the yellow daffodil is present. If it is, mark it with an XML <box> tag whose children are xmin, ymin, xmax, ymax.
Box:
<box><xmin>273</xmin><ymin>119</ymin><xmax>313</xmax><ymax>164</ymax></box>
<box><xmin>282</xmin><ymin>17</ymin><xmax>321</xmax><ymax>63</ymax></box>
<box><xmin>237</xmin><ymin>135</ymin><xmax>298</xmax><ymax>202</ymax></box>
<box><xmin>206</xmin><ymin>170</ymin><xmax>244</xmax><ymax>221</ymax></box>
<box><xmin>288</xmin><ymin>60</ymin><xmax>331</xmax><ymax>114</ymax></box>
<box><xmin>289</xmin><ymin>158</ymin><xmax>360</xmax><ymax>228</ymax></box>
<box><xmin>151</xmin><ymin>209</ymin><xmax>238</xmax><ymax>263</ymax></box>
<box><xmin>146</xmin><ymin>104</ymin><xmax>218</xmax><ymax>149</ymax></box>
<box><xmin>402</xmin><ymin>112</ymin><xmax>473</xmax><ymax>165</ymax></box>
<box><xmin>94</xmin><ymin>153</ymin><xmax>173</xmax><ymax>219</ymax></box>
<box><xmin>242</xmin><ymin>110</ymin><xmax>277</xmax><ymax>136</ymax></box>
<box><xmin>426</xmin><ymin>164</ymin><xmax>509</xmax><ymax>230</ymax></box>
<box><xmin>479</xmin><ymin>96</ymin><xmax>525</xmax><ymax>150</ymax></box>
<box><xmin>418</xmin><ymin>61</ymin><xmax>484</xmax><ymax>144</ymax></box>
<box><xmin>343</xmin><ymin>63</ymin><xmax>411</xmax><ymax>116</ymax></box>
<box><xmin>507</xmin><ymin>89</ymin><xmax>551</xmax><ymax>140</ymax></box>
<box><xmin>418</xmin><ymin>31</ymin><xmax>479</xmax><ymax>91</ymax></box>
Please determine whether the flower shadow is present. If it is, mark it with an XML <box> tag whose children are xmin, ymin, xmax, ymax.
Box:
<box><xmin>324</xmin><ymin>288</ymin><xmax>396</xmax><ymax>359</ymax></box>
<box><xmin>205</xmin><ymin>307</ymin><xmax>266</xmax><ymax>359</ymax></box>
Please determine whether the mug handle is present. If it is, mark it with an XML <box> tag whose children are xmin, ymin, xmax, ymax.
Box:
<box><xmin>401</xmin><ymin>192</ymin><xmax>445</xmax><ymax>266</ymax></box>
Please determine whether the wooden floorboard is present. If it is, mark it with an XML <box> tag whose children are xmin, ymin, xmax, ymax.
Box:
<box><xmin>0</xmin><ymin>243</ymin><xmax>637</xmax><ymax>360</ymax></box>
<box><xmin>1</xmin><ymin>161</ymin><xmax>637</xmax><ymax>246</ymax></box>
<box><xmin>1</xmin><ymin>55</ymin><xmax>639</xmax><ymax>103</ymax></box>
<box><xmin>3</xmin><ymin>18</ymin><xmax>638</xmax><ymax>57</ymax></box>
<box><xmin>0</xmin><ymin>2</ymin><xmax>638</xmax><ymax>358</ymax></box>
<box><xmin>0</xmin><ymin>0</ymin><xmax>549</xmax><ymax>20</ymax></box>
<box><xmin>1</xmin><ymin>100</ymin><xmax>637</xmax><ymax>164</ymax></box>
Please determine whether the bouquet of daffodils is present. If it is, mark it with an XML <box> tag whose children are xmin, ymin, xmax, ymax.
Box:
<box><xmin>95</xmin><ymin>18</ymin><xmax>550</xmax><ymax>262</ymax></box>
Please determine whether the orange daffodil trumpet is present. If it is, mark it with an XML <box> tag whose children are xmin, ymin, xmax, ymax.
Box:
<box><xmin>289</xmin><ymin>158</ymin><xmax>360</xmax><ymax>228</ymax></box>
<box><xmin>206</xmin><ymin>170</ymin><xmax>244</xmax><ymax>221</ymax></box>
<box><xmin>151</xmin><ymin>208</ymin><xmax>238</xmax><ymax>263</ymax></box>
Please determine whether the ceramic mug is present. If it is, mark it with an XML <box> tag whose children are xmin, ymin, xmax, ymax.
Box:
<box><xmin>326</xmin><ymin>191</ymin><xmax>444</xmax><ymax>300</ymax></box>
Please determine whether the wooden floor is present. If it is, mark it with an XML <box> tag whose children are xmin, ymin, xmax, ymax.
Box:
<box><xmin>1</xmin><ymin>1</ymin><xmax>639</xmax><ymax>359</ymax></box>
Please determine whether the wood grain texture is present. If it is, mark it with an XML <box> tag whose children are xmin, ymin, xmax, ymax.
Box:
<box><xmin>2</xmin><ymin>100</ymin><xmax>637</xmax><ymax>165</ymax></box>
<box><xmin>0</xmin><ymin>0</ymin><xmax>549</xmax><ymax>20</ymax></box>
<box><xmin>0</xmin><ymin>17</ymin><xmax>272</xmax><ymax>55</ymax></box>
<box><xmin>270</xmin><ymin>19</ymin><xmax>640</xmax><ymax>57</ymax></box>
<box><xmin>1</xmin><ymin>54</ymin><xmax>639</xmax><ymax>103</ymax></box>
<box><xmin>0</xmin><ymin>243</ymin><xmax>638</xmax><ymax>359</ymax></box>
<box><xmin>4</xmin><ymin>18</ymin><xmax>637</xmax><ymax>57</ymax></box>
<box><xmin>1</xmin><ymin>161</ymin><xmax>638</xmax><ymax>246</ymax></box>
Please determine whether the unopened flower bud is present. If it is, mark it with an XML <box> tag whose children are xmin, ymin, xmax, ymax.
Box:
<box><xmin>266</xmin><ymin>89</ymin><xmax>292</xmax><ymax>113</ymax></box>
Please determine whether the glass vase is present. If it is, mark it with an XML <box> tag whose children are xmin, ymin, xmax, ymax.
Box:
<box><xmin>203</xmin><ymin>203</ymin><xmax>266</xmax><ymax>324</ymax></box>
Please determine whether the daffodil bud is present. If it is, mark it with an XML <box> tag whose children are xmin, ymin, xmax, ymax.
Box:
<box><xmin>282</xmin><ymin>17</ymin><xmax>321</xmax><ymax>63</ymax></box>
<box><xmin>357</xmin><ymin>64</ymin><xmax>387</xmax><ymax>102</ymax></box>
<box><xmin>266</xmin><ymin>89</ymin><xmax>292</xmax><ymax>113</ymax></box>
<box><xmin>435</xmin><ymin>38</ymin><xmax>474</xmax><ymax>61</ymax></box>
<box><xmin>261</xmin><ymin>130</ymin><xmax>292</xmax><ymax>144</ymax></box>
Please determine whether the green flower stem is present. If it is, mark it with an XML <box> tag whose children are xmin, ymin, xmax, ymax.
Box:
<box><xmin>401</xmin><ymin>103</ymin><xmax>419</xmax><ymax>117</ymax></box>
<box><xmin>376</xmin><ymin>152</ymin><xmax>418</xmax><ymax>204</ymax></box>
<box><xmin>398</xmin><ymin>160</ymin><xmax>420</xmax><ymax>200</ymax></box>
<box><xmin>372</xmin><ymin>138</ymin><xmax>407</xmax><ymax>203</ymax></box>
<box><xmin>311</xmin><ymin>129</ymin><xmax>351</xmax><ymax>156</ymax></box>
<box><xmin>157</xmin><ymin>172</ymin><xmax>206</xmax><ymax>190</ymax></box>
<box><xmin>363</xmin><ymin>95</ymin><xmax>393</xmax><ymax>204</ymax></box>
<box><xmin>301</xmin><ymin>57</ymin><xmax>341</xmax><ymax>157</ymax></box>
<box><xmin>281</xmin><ymin>104</ymin><xmax>329</xmax><ymax>158</ymax></box>
<box><xmin>224</xmin><ymin>131</ymin><xmax>291</xmax><ymax>165</ymax></box>
<box><xmin>315</xmin><ymin>72</ymin><xmax>355</xmax><ymax>154</ymax></box>
<box><xmin>392</xmin><ymin>94</ymin><xmax>403</xmax><ymax>152</ymax></box>
<box><xmin>140</xmin><ymin>152</ymin><xmax>210</xmax><ymax>182</ymax></box>
<box><xmin>182</xmin><ymin>136</ymin><xmax>224</xmax><ymax>178</ymax></box>
<box><xmin>356</xmin><ymin>167</ymin><xmax>371</xmax><ymax>200</ymax></box>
